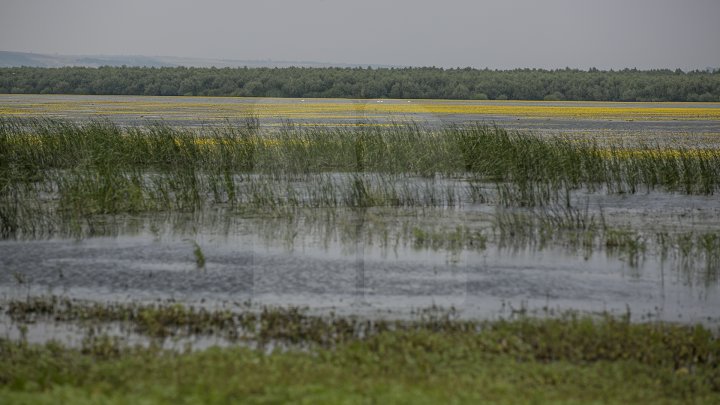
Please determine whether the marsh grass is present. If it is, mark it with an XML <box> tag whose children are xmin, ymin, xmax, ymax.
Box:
<box><xmin>3</xmin><ymin>118</ymin><xmax>719</xmax><ymax>190</ymax></box>
<box><xmin>2</xmin><ymin>297</ymin><xmax>719</xmax><ymax>403</ymax></box>
<box><xmin>456</xmin><ymin>125</ymin><xmax>720</xmax><ymax>200</ymax></box>
<box><xmin>5</xmin><ymin>296</ymin><xmax>720</xmax><ymax>364</ymax></box>
<box><xmin>489</xmin><ymin>205</ymin><xmax>720</xmax><ymax>276</ymax></box>
<box><xmin>1</xmin><ymin>117</ymin><xmax>719</xmax><ymax>274</ymax></box>
<box><xmin>656</xmin><ymin>231</ymin><xmax>720</xmax><ymax>284</ymax></box>
<box><xmin>2</xmin><ymin>118</ymin><xmax>718</xmax><ymax>207</ymax></box>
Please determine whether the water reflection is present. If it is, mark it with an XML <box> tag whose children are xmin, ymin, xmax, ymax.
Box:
<box><xmin>1</xmin><ymin>194</ymin><xmax>719</xmax><ymax>324</ymax></box>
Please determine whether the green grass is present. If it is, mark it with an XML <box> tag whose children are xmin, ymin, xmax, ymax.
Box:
<box><xmin>1</xmin><ymin>339</ymin><xmax>716</xmax><ymax>404</ymax></box>
<box><xmin>2</xmin><ymin>301</ymin><xmax>719</xmax><ymax>404</ymax></box>
<box><xmin>2</xmin><ymin>118</ymin><xmax>719</xmax><ymax>188</ymax></box>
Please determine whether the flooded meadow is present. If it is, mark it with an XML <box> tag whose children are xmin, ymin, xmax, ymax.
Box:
<box><xmin>1</xmin><ymin>95</ymin><xmax>720</xmax><ymax>348</ymax></box>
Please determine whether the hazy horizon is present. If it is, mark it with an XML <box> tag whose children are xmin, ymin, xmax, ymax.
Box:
<box><xmin>2</xmin><ymin>0</ymin><xmax>719</xmax><ymax>70</ymax></box>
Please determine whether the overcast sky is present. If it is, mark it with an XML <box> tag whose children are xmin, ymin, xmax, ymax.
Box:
<box><xmin>1</xmin><ymin>0</ymin><xmax>719</xmax><ymax>70</ymax></box>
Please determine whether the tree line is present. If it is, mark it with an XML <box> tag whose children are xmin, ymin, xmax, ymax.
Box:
<box><xmin>1</xmin><ymin>66</ymin><xmax>719</xmax><ymax>101</ymax></box>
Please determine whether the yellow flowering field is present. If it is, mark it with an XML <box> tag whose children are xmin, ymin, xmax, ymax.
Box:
<box><xmin>2</xmin><ymin>95</ymin><xmax>719</xmax><ymax>121</ymax></box>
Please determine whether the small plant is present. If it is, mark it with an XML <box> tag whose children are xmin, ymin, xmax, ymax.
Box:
<box><xmin>192</xmin><ymin>241</ymin><xmax>206</xmax><ymax>269</ymax></box>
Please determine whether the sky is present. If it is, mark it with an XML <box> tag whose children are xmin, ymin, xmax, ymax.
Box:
<box><xmin>1</xmin><ymin>0</ymin><xmax>719</xmax><ymax>70</ymax></box>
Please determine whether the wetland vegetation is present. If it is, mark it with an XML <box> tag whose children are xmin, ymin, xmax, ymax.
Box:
<box><xmin>2</xmin><ymin>298</ymin><xmax>720</xmax><ymax>403</ymax></box>
<box><xmin>1</xmin><ymin>117</ymin><xmax>719</xmax><ymax>273</ymax></box>
<box><xmin>1</xmin><ymin>114</ymin><xmax>720</xmax><ymax>402</ymax></box>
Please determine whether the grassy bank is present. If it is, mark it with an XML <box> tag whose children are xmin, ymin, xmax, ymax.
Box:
<box><xmin>2</xmin><ymin>299</ymin><xmax>719</xmax><ymax>403</ymax></box>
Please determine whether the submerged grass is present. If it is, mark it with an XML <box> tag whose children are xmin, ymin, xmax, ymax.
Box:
<box><xmin>1</xmin><ymin>298</ymin><xmax>719</xmax><ymax>403</ymax></box>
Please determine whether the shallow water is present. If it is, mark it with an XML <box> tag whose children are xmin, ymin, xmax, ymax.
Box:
<box><xmin>2</xmin><ymin>187</ymin><xmax>719</xmax><ymax>325</ymax></box>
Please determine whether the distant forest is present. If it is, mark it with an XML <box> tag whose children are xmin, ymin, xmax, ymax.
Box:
<box><xmin>1</xmin><ymin>66</ymin><xmax>719</xmax><ymax>101</ymax></box>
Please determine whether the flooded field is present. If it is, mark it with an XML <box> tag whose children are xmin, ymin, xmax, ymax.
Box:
<box><xmin>1</xmin><ymin>95</ymin><xmax>720</xmax><ymax>347</ymax></box>
<box><xmin>2</xmin><ymin>94</ymin><xmax>720</xmax><ymax>142</ymax></box>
